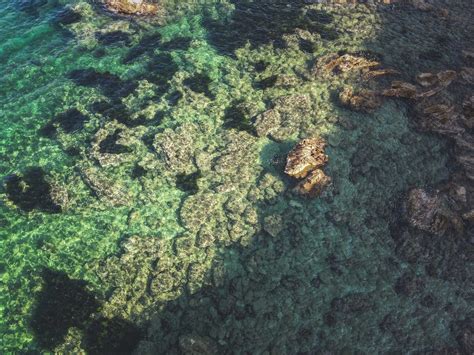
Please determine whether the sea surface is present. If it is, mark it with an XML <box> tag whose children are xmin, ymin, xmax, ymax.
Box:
<box><xmin>0</xmin><ymin>0</ymin><xmax>473</xmax><ymax>353</ymax></box>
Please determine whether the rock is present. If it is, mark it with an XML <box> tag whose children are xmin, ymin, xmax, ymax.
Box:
<box><xmin>53</xmin><ymin>7</ymin><xmax>82</xmax><ymax>26</ymax></box>
<box><xmin>383</xmin><ymin>81</ymin><xmax>418</xmax><ymax>99</ymax></box>
<box><xmin>284</xmin><ymin>137</ymin><xmax>328</xmax><ymax>179</ymax></box>
<box><xmin>253</xmin><ymin>109</ymin><xmax>281</xmax><ymax>137</ymax></box>
<box><xmin>416</xmin><ymin>72</ymin><xmax>438</xmax><ymax>87</ymax></box>
<box><xmin>418</xmin><ymin>103</ymin><xmax>464</xmax><ymax>137</ymax></box>
<box><xmin>79</xmin><ymin>167</ymin><xmax>130</xmax><ymax>206</ymax></box>
<box><xmin>463</xmin><ymin>95</ymin><xmax>474</xmax><ymax>125</ymax></box>
<box><xmin>285</xmin><ymin>138</ymin><xmax>331</xmax><ymax>198</ymax></box>
<box><xmin>339</xmin><ymin>87</ymin><xmax>382</xmax><ymax>112</ymax></box>
<box><xmin>404</xmin><ymin>188</ymin><xmax>463</xmax><ymax>236</ymax></box>
<box><xmin>102</xmin><ymin>0</ymin><xmax>158</xmax><ymax>16</ymax></box>
<box><xmin>263</xmin><ymin>214</ymin><xmax>285</xmax><ymax>237</ymax></box>
<box><xmin>318</xmin><ymin>53</ymin><xmax>380</xmax><ymax>75</ymax></box>
<box><xmin>49</xmin><ymin>183</ymin><xmax>69</xmax><ymax>211</ymax></box>
<box><xmin>293</xmin><ymin>169</ymin><xmax>331</xmax><ymax>198</ymax></box>
<box><xmin>460</xmin><ymin>67</ymin><xmax>474</xmax><ymax>84</ymax></box>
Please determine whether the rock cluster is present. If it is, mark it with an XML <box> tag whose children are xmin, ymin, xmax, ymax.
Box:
<box><xmin>285</xmin><ymin>138</ymin><xmax>331</xmax><ymax>197</ymax></box>
<box><xmin>404</xmin><ymin>188</ymin><xmax>464</xmax><ymax>237</ymax></box>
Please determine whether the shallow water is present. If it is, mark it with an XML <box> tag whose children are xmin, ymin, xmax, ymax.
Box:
<box><xmin>0</xmin><ymin>0</ymin><xmax>473</xmax><ymax>353</ymax></box>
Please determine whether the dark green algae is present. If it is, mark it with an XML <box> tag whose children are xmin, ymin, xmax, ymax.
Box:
<box><xmin>0</xmin><ymin>0</ymin><xmax>473</xmax><ymax>353</ymax></box>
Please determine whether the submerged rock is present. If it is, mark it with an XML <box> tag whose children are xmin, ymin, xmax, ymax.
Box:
<box><xmin>404</xmin><ymin>188</ymin><xmax>463</xmax><ymax>237</ymax></box>
<box><xmin>339</xmin><ymin>87</ymin><xmax>382</xmax><ymax>113</ymax></box>
<box><xmin>79</xmin><ymin>167</ymin><xmax>130</xmax><ymax>206</ymax></box>
<box><xmin>102</xmin><ymin>0</ymin><xmax>159</xmax><ymax>16</ymax></box>
<box><xmin>383</xmin><ymin>81</ymin><xmax>418</xmax><ymax>99</ymax></box>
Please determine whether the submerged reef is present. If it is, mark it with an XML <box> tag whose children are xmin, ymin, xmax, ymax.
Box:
<box><xmin>0</xmin><ymin>0</ymin><xmax>473</xmax><ymax>353</ymax></box>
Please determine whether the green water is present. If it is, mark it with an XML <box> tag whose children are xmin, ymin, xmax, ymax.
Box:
<box><xmin>0</xmin><ymin>0</ymin><xmax>472</xmax><ymax>353</ymax></box>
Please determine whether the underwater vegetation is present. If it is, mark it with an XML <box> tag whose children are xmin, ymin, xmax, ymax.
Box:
<box><xmin>0</xmin><ymin>0</ymin><xmax>473</xmax><ymax>353</ymax></box>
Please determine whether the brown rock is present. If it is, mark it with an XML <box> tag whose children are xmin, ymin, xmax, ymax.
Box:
<box><xmin>318</xmin><ymin>53</ymin><xmax>380</xmax><ymax>75</ymax></box>
<box><xmin>339</xmin><ymin>87</ymin><xmax>382</xmax><ymax>112</ymax></box>
<box><xmin>293</xmin><ymin>169</ymin><xmax>331</xmax><ymax>198</ymax></box>
<box><xmin>383</xmin><ymin>81</ymin><xmax>418</xmax><ymax>99</ymax></box>
<box><xmin>416</xmin><ymin>72</ymin><xmax>438</xmax><ymax>87</ymax></box>
<box><xmin>405</xmin><ymin>188</ymin><xmax>463</xmax><ymax>236</ymax></box>
<box><xmin>284</xmin><ymin>138</ymin><xmax>328</xmax><ymax>179</ymax></box>
<box><xmin>103</xmin><ymin>0</ymin><xmax>158</xmax><ymax>16</ymax></box>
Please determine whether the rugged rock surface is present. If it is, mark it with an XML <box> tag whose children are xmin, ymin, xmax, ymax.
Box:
<box><xmin>339</xmin><ymin>87</ymin><xmax>382</xmax><ymax>112</ymax></box>
<box><xmin>404</xmin><ymin>188</ymin><xmax>463</xmax><ymax>237</ymax></box>
<box><xmin>102</xmin><ymin>0</ymin><xmax>158</xmax><ymax>16</ymax></box>
<box><xmin>285</xmin><ymin>138</ymin><xmax>330</xmax><ymax>197</ymax></box>
<box><xmin>285</xmin><ymin>138</ymin><xmax>328</xmax><ymax>179</ymax></box>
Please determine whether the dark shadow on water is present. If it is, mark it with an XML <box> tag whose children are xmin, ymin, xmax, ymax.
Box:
<box><xmin>30</xmin><ymin>269</ymin><xmax>142</xmax><ymax>353</ymax></box>
<box><xmin>29</xmin><ymin>269</ymin><xmax>100</xmax><ymax>350</ymax></box>
<box><xmin>4</xmin><ymin>167</ymin><xmax>61</xmax><ymax>213</ymax></box>
<box><xmin>203</xmin><ymin>0</ymin><xmax>338</xmax><ymax>56</ymax></box>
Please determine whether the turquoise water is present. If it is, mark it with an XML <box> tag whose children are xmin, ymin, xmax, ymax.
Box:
<box><xmin>0</xmin><ymin>0</ymin><xmax>473</xmax><ymax>353</ymax></box>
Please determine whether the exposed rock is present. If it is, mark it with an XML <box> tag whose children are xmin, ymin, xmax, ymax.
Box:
<box><xmin>383</xmin><ymin>81</ymin><xmax>418</xmax><ymax>99</ymax></box>
<box><xmin>318</xmin><ymin>53</ymin><xmax>380</xmax><ymax>75</ymax></box>
<box><xmin>339</xmin><ymin>87</ymin><xmax>382</xmax><ymax>112</ymax></box>
<box><xmin>404</xmin><ymin>188</ymin><xmax>463</xmax><ymax>237</ymax></box>
<box><xmin>284</xmin><ymin>137</ymin><xmax>328</xmax><ymax>179</ymax></box>
<box><xmin>102</xmin><ymin>0</ymin><xmax>158</xmax><ymax>16</ymax></box>
<box><xmin>285</xmin><ymin>138</ymin><xmax>330</xmax><ymax>198</ymax></box>
<box><xmin>293</xmin><ymin>169</ymin><xmax>331</xmax><ymax>198</ymax></box>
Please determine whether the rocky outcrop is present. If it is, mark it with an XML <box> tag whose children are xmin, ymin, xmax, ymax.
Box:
<box><xmin>285</xmin><ymin>138</ymin><xmax>328</xmax><ymax>179</ymax></box>
<box><xmin>285</xmin><ymin>138</ymin><xmax>331</xmax><ymax>197</ymax></box>
<box><xmin>404</xmin><ymin>188</ymin><xmax>463</xmax><ymax>237</ymax></box>
<box><xmin>339</xmin><ymin>87</ymin><xmax>382</xmax><ymax>112</ymax></box>
<box><xmin>102</xmin><ymin>0</ymin><xmax>158</xmax><ymax>16</ymax></box>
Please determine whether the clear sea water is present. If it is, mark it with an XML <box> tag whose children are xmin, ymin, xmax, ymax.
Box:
<box><xmin>0</xmin><ymin>0</ymin><xmax>472</xmax><ymax>353</ymax></box>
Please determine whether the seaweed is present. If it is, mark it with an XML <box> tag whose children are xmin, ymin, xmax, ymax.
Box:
<box><xmin>99</xmin><ymin>129</ymin><xmax>132</xmax><ymax>154</ymax></box>
<box><xmin>29</xmin><ymin>269</ymin><xmax>99</xmax><ymax>350</ymax></box>
<box><xmin>5</xmin><ymin>167</ymin><xmax>61</xmax><ymax>213</ymax></box>
<box><xmin>96</xmin><ymin>31</ymin><xmax>131</xmax><ymax>46</ymax></box>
